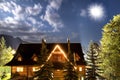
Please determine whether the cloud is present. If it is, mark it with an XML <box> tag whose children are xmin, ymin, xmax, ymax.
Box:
<box><xmin>0</xmin><ymin>1</ymin><xmax>45</xmax><ymax>41</ymax></box>
<box><xmin>0</xmin><ymin>2</ymin><xmax>12</xmax><ymax>12</ymax></box>
<box><xmin>43</xmin><ymin>0</ymin><xmax>63</xmax><ymax>32</ymax></box>
<box><xmin>50</xmin><ymin>0</ymin><xmax>62</xmax><ymax>10</ymax></box>
<box><xmin>25</xmin><ymin>3</ymin><xmax>42</xmax><ymax>16</ymax></box>
<box><xmin>4</xmin><ymin>17</ymin><xmax>18</xmax><ymax>24</ymax></box>
<box><xmin>0</xmin><ymin>0</ymin><xmax>65</xmax><ymax>42</ymax></box>
<box><xmin>27</xmin><ymin>17</ymin><xmax>37</xmax><ymax>25</ymax></box>
<box><xmin>0</xmin><ymin>1</ymin><xmax>43</xmax><ymax>20</ymax></box>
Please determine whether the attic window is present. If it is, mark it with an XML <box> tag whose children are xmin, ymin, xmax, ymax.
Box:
<box><xmin>17</xmin><ymin>54</ymin><xmax>22</xmax><ymax>61</ymax></box>
<box><xmin>18</xmin><ymin>57</ymin><xmax>22</xmax><ymax>61</ymax></box>
<box><xmin>33</xmin><ymin>57</ymin><xmax>38</xmax><ymax>61</ymax></box>
<box><xmin>32</xmin><ymin>54</ymin><xmax>38</xmax><ymax>61</ymax></box>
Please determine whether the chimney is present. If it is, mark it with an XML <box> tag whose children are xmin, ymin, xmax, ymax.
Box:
<box><xmin>67</xmin><ymin>38</ymin><xmax>70</xmax><ymax>57</ymax></box>
<box><xmin>41</xmin><ymin>38</ymin><xmax>46</xmax><ymax>55</ymax></box>
<box><xmin>42</xmin><ymin>38</ymin><xmax>46</xmax><ymax>44</ymax></box>
<box><xmin>73</xmin><ymin>53</ymin><xmax>76</xmax><ymax>65</ymax></box>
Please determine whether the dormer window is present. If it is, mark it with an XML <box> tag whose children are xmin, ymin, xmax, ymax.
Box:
<box><xmin>17</xmin><ymin>54</ymin><xmax>22</xmax><ymax>61</ymax></box>
<box><xmin>33</xmin><ymin>57</ymin><xmax>38</xmax><ymax>61</ymax></box>
<box><xmin>18</xmin><ymin>57</ymin><xmax>22</xmax><ymax>61</ymax></box>
<box><xmin>32</xmin><ymin>54</ymin><xmax>38</xmax><ymax>61</ymax></box>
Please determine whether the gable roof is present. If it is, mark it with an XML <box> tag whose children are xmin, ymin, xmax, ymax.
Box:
<box><xmin>46</xmin><ymin>44</ymin><xmax>69</xmax><ymax>62</ymax></box>
<box><xmin>6</xmin><ymin>43</ymin><xmax>85</xmax><ymax>66</ymax></box>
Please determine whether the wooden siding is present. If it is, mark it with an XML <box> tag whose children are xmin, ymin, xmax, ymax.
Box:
<box><xmin>11</xmin><ymin>65</ymin><xmax>85</xmax><ymax>80</ymax></box>
<box><xmin>11</xmin><ymin>66</ymin><xmax>39</xmax><ymax>79</ymax></box>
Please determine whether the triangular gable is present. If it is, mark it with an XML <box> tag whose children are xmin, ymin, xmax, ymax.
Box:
<box><xmin>46</xmin><ymin>44</ymin><xmax>69</xmax><ymax>62</ymax></box>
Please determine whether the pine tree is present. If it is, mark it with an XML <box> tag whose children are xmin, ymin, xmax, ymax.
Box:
<box><xmin>0</xmin><ymin>37</ymin><xmax>13</xmax><ymax>65</ymax></box>
<box><xmin>64</xmin><ymin>62</ymin><xmax>78</xmax><ymax>80</ymax></box>
<box><xmin>38</xmin><ymin>39</ymin><xmax>48</xmax><ymax>64</ymax></box>
<box><xmin>64</xmin><ymin>39</ymin><xmax>78</xmax><ymax>80</ymax></box>
<box><xmin>100</xmin><ymin>14</ymin><xmax>120</xmax><ymax>79</ymax></box>
<box><xmin>34</xmin><ymin>39</ymin><xmax>53</xmax><ymax>80</ymax></box>
<box><xmin>85</xmin><ymin>41</ymin><xmax>101</xmax><ymax>80</ymax></box>
<box><xmin>34</xmin><ymin>61</ymin><xmax>53</xmax><ymax>80</ymax></box>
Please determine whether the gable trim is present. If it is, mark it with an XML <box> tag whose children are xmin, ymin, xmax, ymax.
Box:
<box><xmin>46</xmin><ymin>44</ymin><xmax>69</xmax><ymax>62</ymax></box>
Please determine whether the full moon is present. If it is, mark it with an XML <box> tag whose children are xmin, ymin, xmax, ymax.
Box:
<box><xmin>88</xmin><ymin>4</ymin><xmax>105</xmax><ymax>20</ymax></box>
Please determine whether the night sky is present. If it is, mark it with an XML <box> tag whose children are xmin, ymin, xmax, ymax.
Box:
<box><xmin>0</xmin><ymin>0</ymin><xmax>120</xmax><ymax>48</ymax></box>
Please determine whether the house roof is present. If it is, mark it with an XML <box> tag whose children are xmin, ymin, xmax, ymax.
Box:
<box><xmin>6</xmin><ymin>43</ymin><xmax>86</xmax><ymax>66</ymax></box>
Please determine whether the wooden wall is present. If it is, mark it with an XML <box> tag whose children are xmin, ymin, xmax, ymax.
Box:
<box><xmin>11</xmin><ymin>66</ymin><xmax>39</xmax><ymax>79</ymax></box>
<box><xmin>11</xmin><ymin>65</ymin><xmax>86</xmax><ymax>80</ymax></box>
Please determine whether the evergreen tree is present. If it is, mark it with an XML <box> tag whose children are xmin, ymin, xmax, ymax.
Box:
<box><xmin>38</xmin><ymin>39</ymin><xmax>49</xmax><ymax>64</ymax></box>
<box><xmin>34</xmin><ymin>61</ymin><xmax>53</xmax><ymax>80</ymax></box>
<box><xmin>100</xmin><ymin>14</ymin><xmax>120</xmax><ymax>79</ymax></box>
<box><xmin>64</xmin><ymin>62</ymin><xmax>78</xmax><ymax>80</ymax></box>
<box><xmin>34</xmin><ymin>39</ymin><xmax>53</xmax><ymax>80</ymax></box>
<box><xmin>85</xmin><ymin>41</ymin><xmax>101</xmax><ymax>80</ymax></box>
<box><xmin>64</xmin><ymin>39</ymin><xmax>78</xmax><ymax>80</ymax></box>
<box><xmin>0</xmin><ymin>37</ymin><xmax>13</xmax><ymax>65</ymax></box>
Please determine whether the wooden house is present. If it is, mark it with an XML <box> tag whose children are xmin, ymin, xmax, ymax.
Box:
<box><xmin>6</xmin><ymin>39</ymin><xmax>86</xmax><ymax>80</ymax></box>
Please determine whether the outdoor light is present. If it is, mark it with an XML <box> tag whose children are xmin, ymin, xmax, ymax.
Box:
<box><xmin>46</xmin><ymin>45</ymin><xmax>69</xmax><ymax>62</ymax></box>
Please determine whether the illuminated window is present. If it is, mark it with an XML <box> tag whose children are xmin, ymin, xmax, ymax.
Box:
<box><xmin>57</xmin><ymin>69</ymin><xmax>60</xmax><ymax>71</ymax></box>
<box><xmin>81</xmin><ymin>76</ymin><xmax>84</xmax><ymax>80</ymax></box>
<box><xmin>74</xmin><ymin>66</ymin><xmax>77</xmax><ymax>70</ymax></box>
<box><xmin>18</xmin><ymin>57</ymin><xmax>22</xmax><ymax>61</ymax></box>
<box><xmin>32</xmin><ymin>54</ymin><xmax>38</xmax><ymax>61</ymax></box>
<box><xmin>33</xmin><ymin>67</ymin><xmax>39</xmax><ymax>72</ymax></box>
<box><xmin>17</xmin><ymin>67</ymin><xmax>23</xmax><ymax>72</ymax></box>
<box><xmin>79</xmin><ymin>67</ymin><xmax>82</xmax><ymax>71</ymax></box>
<box><xmin>33</xmin><ymin>57</ymin><xmax>38</xmax><ymax>61</ymax></box>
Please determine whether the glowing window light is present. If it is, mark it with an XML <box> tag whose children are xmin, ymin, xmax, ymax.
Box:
<box><xmin>74</xmin><ymin>66</ymin><xmax>77</xmax><ymax>70</ymax></box>
<box><xmin>17</xmin><ymin>67</ymin><xmax>23</xmax><ymax>72</ymax></box>
<box><xmin>81</xmin><ymin>76</ymin><xmax>84</xmax><ymax>80</ymax></box>
<box><xmin>18</xmin><ymin>57</ymin><xmax>22</xmax><ymax>61</ymax></box>
<box><xmin>79</xmin><ymin>67</ymin><xmax>82</xmax><ymax>71</ymax></box>
<box><xmin>33</xmin><ymin>67</ymin><xmax>39</xmax><ymax>72</ymax></box>
<box><xmin>57</xmin><ymin>69</ymin><xmax>60</xmax><ymax>71</ymax></box>
<box><xmin>33</xmin><ymin>57</ymin><xmax>38</xmax><ymax>61</ymax></box>
<box><xmin>32</xmin><ymin>54</ymin><xmax>38</xmax><ymax>61</ymax></box>
<box><xmin>46</xmin><ymin>45</ymin><xmax>69</xmax><ymax>62</ymax></box>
